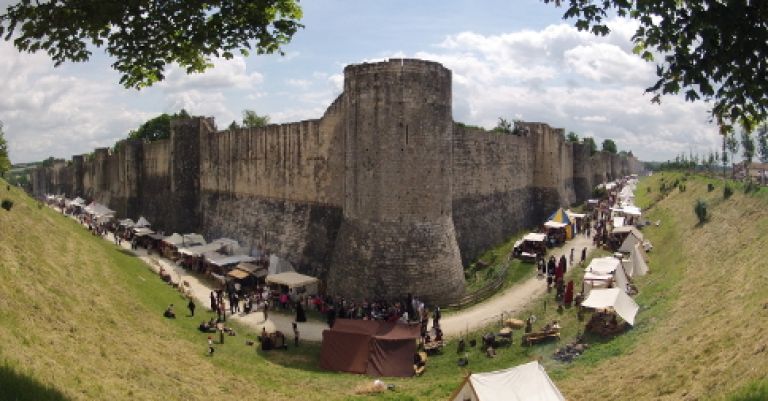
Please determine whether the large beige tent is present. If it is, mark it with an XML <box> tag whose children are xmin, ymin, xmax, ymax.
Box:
<box><xmin>266</xmin><ymin>271</ymin><xmax>319</xmax><ymax>290</ymax></box>
<box><xmin>581</xmin><ymin>288</ymin><xmax>639</xmax><ymax>325</ymax></box>
<box><xmin>449</xmin><ymin>361</ymin><xmax>565</xmax><ymax>401</ymax></box>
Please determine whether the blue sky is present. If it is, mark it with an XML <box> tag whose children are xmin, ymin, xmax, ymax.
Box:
<box><xmin>0</xmin><ymin>0</ymin><xmax>722</xmax><ymax>163</ymax></box>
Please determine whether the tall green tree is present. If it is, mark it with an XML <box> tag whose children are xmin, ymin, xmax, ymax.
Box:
<box><xmin>128</xmin><ymin>110</ymin><xmax>190</xmax><ymax>142</ymax></box>
<box><xmin>757</xmin><ymin>124</ymin><xmax>768</xmax><ymax>163</ymax></box>
<box><xmin>0</xmin><ymin>1</ymin><xmax>302</xmax><ymax>88</ymax></box>
<box><xmin>601</xmin><ymin>139</ymin><xmax>617</xmax><ymax>154</ymax></box>
<box><xmin>242</xmin><ymin>110</ymin><xmax>270</xmax><ymax>128</ymax></box>
<box><xmin>544</xmin><ymin>0</ymin><xmax>768</xmax><ymax>131</ymax></box>
<box><xmin>726</xmin><ymin>132</ymin><xmax>739</xmax><ymax>167</ymax></box>
<box><xmin>0</xmin><ymin>121</ymin><xmax>10</xmax><ymax>176</ymax></box>
<box><xmin>493</xmin><ymin>117</ymin><xmax>513</xmax><ymax>135</ymax></box>
<box><xmin>566</xmin><ymin>131</ymin><xmax>579</xmax><ymax>143</ymax></box>
<box><xmin>740</xmin><ymin>129</ymin><xmax>755</xmax><ymax>180</ymax></box>
<box><xmin>582</xmin><ymin>137</ymin><xmax>597</xmax><ymax>155</ymax></box>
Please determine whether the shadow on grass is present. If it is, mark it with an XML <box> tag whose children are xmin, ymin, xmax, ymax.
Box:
<box><xmin>0</xmin><ymin>364</ymin><xmax>71</xmax><ymax>401</ymax></box>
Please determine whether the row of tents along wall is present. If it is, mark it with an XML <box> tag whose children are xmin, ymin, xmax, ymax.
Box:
<box><xmin>512</xmin><ymin>207</ymin><xmax>588</xmax><ymax>262</ymax></box>
<box><xmin>579</xmin><ymin>176</ymin><xmax>652</xmax><ymax>336</ymax></box>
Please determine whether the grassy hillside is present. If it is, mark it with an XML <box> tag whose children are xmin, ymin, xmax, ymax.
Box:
<box><xmin>0</xmin><ymin>173</ymin><xmax>766</xmax><ymax>401</ymax></box>
<box><xmin>554</xmin><ymin>173</ymin><xmax>768</xmax><ymax>401</ymax></box>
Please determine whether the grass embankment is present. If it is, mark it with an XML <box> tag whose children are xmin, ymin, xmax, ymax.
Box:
<box><xmin>554</xmin><ymin>173</ymin><xmax>768</xmax><ymax>401</ymax></box>
<box><xmin>1</xmin><ymin>174</ymin><xmax>766</xmax><ymax>401</ymax></box>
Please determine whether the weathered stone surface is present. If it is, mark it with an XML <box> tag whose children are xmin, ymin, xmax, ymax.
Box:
<box><xmin>30</xmin><ymin>58</ymin><xmax>643</xmax><ymax>303</ymax></box>
<box><xmin>201</xmin><ymin>191</ymin><xmax>342</xmax><ymax>280</ymax></box>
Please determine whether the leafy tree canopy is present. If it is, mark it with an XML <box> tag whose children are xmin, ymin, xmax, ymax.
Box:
<box><xmin>544</xmin><ymin>0</ymin><xmax>768</xmax><ymax>131</ymax></box>
<box><xmin>566</xmin><ymin>131</ymin><xmax>579</xmax><ymax>143</ymax></box>
<box><xmin>582</xmin><ymin>136</ymin><xmax>597</xmax><ymax>155</ymax></box>
<box><xmin>0</xmin><ymin>121</ymin><xmax>10</xmax><ymax>175</ymax></box>
<box><xmin>128</xmin><ymin>109</ymin><xmax>190</xmax><ymax>142</ymax></box>
<box><xmin>493</xmin><ymin>117</ymin><xmax>513</xmax><ymax>134</ymax></box>
<box><xmin>0</xmin><ymin>1</ymin><xmax>303</xmax><ymax>89</ymax></box>
<box><xmin>242</xmin><ymin>110</ymin><xmax>270</xmax><ymax>128</ymax></box>
<box><xmin>601</xmin><ymin>138</ymin><xmax>617</xmax><ymax>154</ymax></box>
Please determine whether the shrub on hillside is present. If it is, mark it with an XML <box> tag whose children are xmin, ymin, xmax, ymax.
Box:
<box><xmin>744</xmin><ymin>180</ymin><xmax>760</xmax><ymax>194</ymax></box>
<box><xmin>679</xmin><ymin>184</ymin><xmax>686</xmax><ymax>192</ymax></box>
<box><xmin>1</xmin><ymin>199</ymin><xmax>12</xmax><ymax>211</ymax></box>
<box><xmin>694</xmin><ymin>199</ymin><xmax>708</xmax><ymax>224</ymax></box>
<box><xmin>647</xmin><ymin>186</ymin><xmax>651</xmax><ymax>193</ymax></box>
<box><xmin>724</xmin><ymin>184</ymin><xmax>734</xmax><ymax>199</ymax></box>
<box><xmin>707</xmin><ymin>183</ymin><xmax>715</xmax><ymax>192</ymax></box>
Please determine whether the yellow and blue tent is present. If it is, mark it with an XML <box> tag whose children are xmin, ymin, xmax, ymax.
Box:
<box><xmin>547</xmin><ymin>208</ymin><xmax>573</xmax><ymax>239</ymax></box>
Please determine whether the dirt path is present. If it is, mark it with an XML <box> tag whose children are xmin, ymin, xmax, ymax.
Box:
<box><xmin>433</xmin><ymin>233</ymin><xmax>596</xmax><ymax>337</ymax></box>
<box><xmin>63</xmin><ymin>206</ymin><xmax>596</xmax><ymax>341</ymax></box>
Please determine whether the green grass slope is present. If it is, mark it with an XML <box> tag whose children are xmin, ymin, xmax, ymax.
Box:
<box><xmin>555</xmin><ymin>173</ymin><xmax>768</xmax><ymax>401</ymax></box>
<box><xmin>1</xmin><ymin>173</ymin><xmax>766</xmax><ymax>401</ymax></box>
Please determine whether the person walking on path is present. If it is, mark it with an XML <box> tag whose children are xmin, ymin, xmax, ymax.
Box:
<box><xmin>209</xmin><ymin>291</ymin><xmax>216</xmax><ymax>312</ymax></box>
<box><xmin>293</xmin><ymin>322</ymin><xmax>300</xmax><ymax>347</ymax></box>
<box><xmin>188</xmin><ymin>298</ymin><xmax>196</xmax><ymax>317</ymax></box>
<box><xmin>432</xmin><ymin>306</ymin><xmax>441</xmax><ymax>330</ymax></box>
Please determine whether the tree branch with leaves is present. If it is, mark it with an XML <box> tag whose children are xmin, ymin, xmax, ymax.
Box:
<box><xmin>0</xmin><ymin>0</ymin><xmax>303</xmax><ymax>89</ymax></box>
<box><xmin>543</xmin><ymin>0</ymin><xmax>768</xmax><ymax>131</ymax></box>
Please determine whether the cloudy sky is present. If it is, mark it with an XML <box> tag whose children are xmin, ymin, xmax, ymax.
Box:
<box><xmin>0</xmin><ymin>0</ymin><xmax>722</xmax><ymax>163</ymax></box>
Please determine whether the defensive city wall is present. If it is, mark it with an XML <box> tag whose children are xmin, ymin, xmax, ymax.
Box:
<box><xmin>31</xmin><ymin>59</ymin><xmax>642</xmax><ymax>304</ymax></box>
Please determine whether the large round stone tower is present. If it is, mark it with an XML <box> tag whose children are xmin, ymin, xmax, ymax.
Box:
<box><xmin>327</xmin><ymin>59</ymin><xmax>466</xmax><ymax>304</ymax></box>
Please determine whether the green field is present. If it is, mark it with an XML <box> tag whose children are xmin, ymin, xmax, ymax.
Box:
<box><xmin>0</xmin><ymin>174</ymin><xmax>766</xmax><ymax>400</ymax></box>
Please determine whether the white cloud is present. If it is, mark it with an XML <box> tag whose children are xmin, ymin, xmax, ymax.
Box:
<box><xmin>403</xmin><ymin>18</ymin><xmax>720</xmax><ymax>161</ymax></box>
<box><xmin>160</xmin><ymin>56</ymin><xmax>263</xmax><ymax>93</ymax></box>
<box><xmin>0</xmin><ymin>42</ymin><xmax>149</xmax><ymax>162</ymax></box>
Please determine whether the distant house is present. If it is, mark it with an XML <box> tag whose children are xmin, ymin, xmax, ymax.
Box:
<box><xmin>733</xmin><ymin>162</ymin><xmax>768</xmax><ymax>183</ymax></box>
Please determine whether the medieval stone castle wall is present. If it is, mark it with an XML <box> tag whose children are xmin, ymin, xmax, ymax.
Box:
<box><xmin>31</xmin><ymin>59</ymin><xmax>642</xmax><ymax>304</ymax></box>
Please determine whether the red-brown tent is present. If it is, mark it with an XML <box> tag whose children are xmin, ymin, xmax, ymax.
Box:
<box><xmin>320</xmin><ymin>319</ymin><xmax>420</xmax><ymax>377</ymax></box>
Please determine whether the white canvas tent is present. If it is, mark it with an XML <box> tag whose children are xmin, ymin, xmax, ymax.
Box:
<box><xmin>119</xmin><ymin>218</ymin><xmax>135</xmax><ymax>227</ymax></box>
<box><xmin>268</xmin><ymin>254</ymin><xmax>295</xmax><ymax>275</ymax></box>
<box><xmin>84</xmin><ymin>202</ymin><xmax>114</xmax><ymax>218</ymax></box>
<box><xmin>449</xmin><ymin>361</ymin><xmax>565</xmax><ymax>401</ymax></box>
<box><xmin>581</xmin><ymin>288</ymin><xmax>639</xmax><ymax>325</ymax></box>
<box><xmin>612</xmin><ymin>226</ymin><xmax>644</xmax><ymax>241</ymax></box>
<box><xmin>266</xmin><ymin>271</ymin><xmax>319</xmax><ymax>290</ymax></box>
<box><xmin>618</xmin><ymin>232</ymin><xmax>642</xmax><ymax>253</ymax></box>
<box><xmin>543</xmin><ymin>221</ymin><xmax>567</xmax><ymax>229</ymax></box>
<box><xmin>584</xmin><ymin>257</ymin><xmax>631</xmax><ymax>294</ymax></box>
<box><xmin>204</xmin><ymin>252</ymin><xmax>256</xmax><ymax>267</ymax></box>
<box><xmin>133</xmin><ymin>227</ymin><xmax>155</xmax><ymax>237</ymax></box>
<box><xmin>134</xmin><ymin>217</ymin><xmax>151</xmax><ymax>228</ymax></box>
<box><xmin>179</xmin><ymin>242</ymin><xmax>225</xmax><ymax>257</ymax></box>
<box><xmin>629</xmin><ymin>243</ymin><xmax>649</xmax><ymax>277</ymax></box>
<box><xmin>163</xmin><ymin>233</ymin><xmax>206</xmax><ymax>247</ymax></box>
<box><xmin>523</xmin><ymin>233</ymin><xmax>547</xmax><ymax>242</ymax></box>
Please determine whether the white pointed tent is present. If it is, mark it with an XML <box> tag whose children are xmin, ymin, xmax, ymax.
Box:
<box><xmin>135</xmin><ymin>217</ymin><xmax>151</xmax><ymax>228</ymax></box>
<box><xmin>581</xmin><ymin>288</ymin><xmax>639</xmax><ymax>325</ymax></box>
<box><xmin>583</xmin><ymin>257</ymin><xmax>631</xmax><ymax>294</ymax></box>
<box><xmin>629</xmin><ymin>243</ymin><xmax>649</xmax><ymax>277</ymax></box>
<box><xmin>449</xmin><ymin>361</ymin><xmax>565</xmax><ymax>401</ymax></box>
<box><xmin>618</xmin><ymin>232</ymin><xmax>641</xmax><ymax>253</ymax></box>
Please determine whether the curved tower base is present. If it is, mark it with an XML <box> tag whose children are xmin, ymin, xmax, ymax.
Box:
<box><xmin>328</xmin><ymin>217</ymin><xmax>465</xmax><ymax>305</ymax></box>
